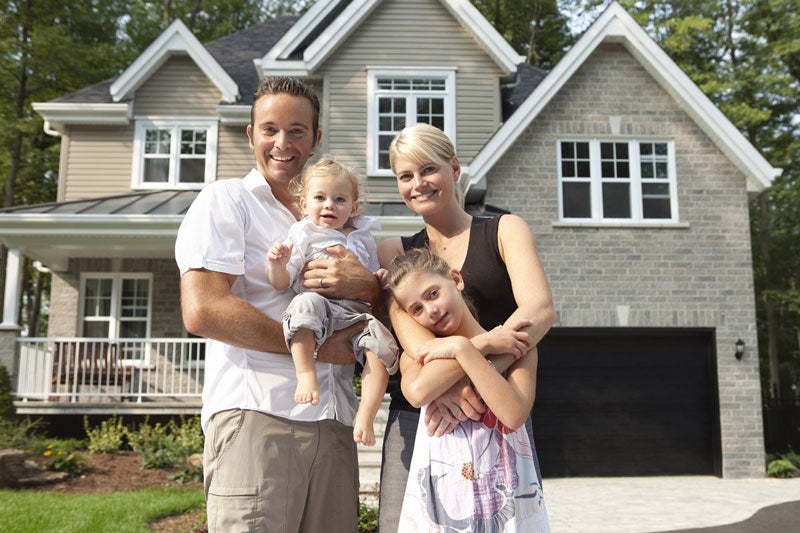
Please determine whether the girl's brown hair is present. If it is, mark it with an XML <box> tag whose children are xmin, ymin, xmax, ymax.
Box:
<box><xmin>387</xmin><ymin>247</ymin><xmax>477</xmax><ymax>318</ymax></box>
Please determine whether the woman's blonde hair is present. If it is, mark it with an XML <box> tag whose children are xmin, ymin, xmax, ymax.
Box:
<box><xmin>388</xmin><ymin>123</ymin><xmax>464</xmax><ymax>207</ymax></box>
<box><xmin>289</xmin><ymin>155</ymin><xmax>365</xmax><ymax>216</ymax></box>
<box><xmin>387</xmin><ymin>247</ymin><xmax>477</xmax><ymax>318</ymax></box>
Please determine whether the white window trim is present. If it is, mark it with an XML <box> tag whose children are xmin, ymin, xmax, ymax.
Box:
<box><xmin>78</xmin><ymin>273</ymin><xmax>153</xmax><ymax>365</ymax></box>
<box><xmin>557</xmin><ymin>138</ymin><xmax>680</xmax><ymax>225</ymax></box>
<box><xmin>131</xmin><ymin>116</ymin><xmax>218</xmax><ymax>189</ymax></box>
<box><xmin>366</xmin><ymin>67</ymin><xmax>457</xmax><ymax>177</ymax></box>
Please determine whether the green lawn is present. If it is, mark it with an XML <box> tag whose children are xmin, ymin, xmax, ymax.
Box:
<box><xmin>0</xmin><ymin>487</ymin><xmax>204</xmax><ymax>533</ymax></box>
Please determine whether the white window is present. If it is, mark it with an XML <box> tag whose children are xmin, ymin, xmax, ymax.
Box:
<box><xmin>132</xmin><ymin>118</ymin><xmax>218</xmax><ymax>189</ymax></box>
<box><xmin>80</xmin><ymin>274</ymin><xmax>152</xmax><ymax>362</ymax></box>
<box><xmin>367</xmin><ymin>68</ymin><xmax>456</xmax><ymax>176</ymax></box>
<box><xmin>558</xmin><ymin>139</ymin><xmax>678</xmax><ymax>224</ymax></box>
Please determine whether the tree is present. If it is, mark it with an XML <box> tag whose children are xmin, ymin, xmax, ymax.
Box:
<box><xmin>471</xmin><ymin>0</ymin><xmax>574</xmax><ymax>68</ymax></box>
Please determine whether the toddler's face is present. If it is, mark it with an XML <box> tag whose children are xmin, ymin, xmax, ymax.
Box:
<box><xmin>300</xmin><ymin>175</ymin><xmax>357</xmax><ymax>230</ymax></box>
<box><xmin>393</xmin><ymin>270</ymin><xmax>465</xmax><ymax>336</ymax></box>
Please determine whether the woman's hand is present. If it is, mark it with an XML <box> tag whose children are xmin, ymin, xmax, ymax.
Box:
<box><xmin>472</xmin><ymin>319</ymin><xmax>532</xmax><ymax>360</ymax></box>
<box><xmin>424</xmin><ymin>376</ymin><xmax>485</xmax><ymax>436</ymax></box>
<box><xmin>416</xmin><ymin>336</ymin><xmax>471</xmax><ymax>365</ymax></box>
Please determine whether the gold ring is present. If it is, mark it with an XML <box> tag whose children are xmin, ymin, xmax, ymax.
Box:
<box><xmin>319</xmin><ymin>277</ymin><xmax>324</xmax><ymax>288</ymax></box>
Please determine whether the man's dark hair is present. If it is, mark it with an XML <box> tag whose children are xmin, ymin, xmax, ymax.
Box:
<box><xmin>251</xmin><ymin>77</ymin><xmax>321</xmax><ymax>133</ymax></box>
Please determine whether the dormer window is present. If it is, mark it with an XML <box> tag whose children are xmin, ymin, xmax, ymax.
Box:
<box><xmin>367</xmin><ymin>67</ymin><xmax>456</xmax><ymax>176</ymax></box>
<box><xmin>132</xmin><ymin>118</ymin><xmax>218</xmax><ymax>189</ymax></box>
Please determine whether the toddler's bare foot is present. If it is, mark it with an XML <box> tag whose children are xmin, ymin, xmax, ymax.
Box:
<box><xmin>295</xmin><ymin>373</ymin><xmax>319</xmax><ymax>405</ymax></box>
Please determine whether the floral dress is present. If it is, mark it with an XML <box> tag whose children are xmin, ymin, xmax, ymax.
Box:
<box><xmin>399</xmin><ymin>404</ymin><xmax>550</xmax><ymax>532</ymax></box>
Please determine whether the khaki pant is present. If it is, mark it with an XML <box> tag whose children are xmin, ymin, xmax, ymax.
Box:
<box><xmin>204</xmin><ymin>409</ymin><xmax>358</xmax><ymax>533</ymax></box>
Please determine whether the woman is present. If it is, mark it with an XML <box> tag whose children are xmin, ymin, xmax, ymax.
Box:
<box><xmin>377</xmin><ymin>123</ymin><xmax>555</xmax><ymax>531</ymax></box>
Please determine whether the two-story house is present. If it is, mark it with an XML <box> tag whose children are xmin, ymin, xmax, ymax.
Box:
<box><xmin>0</xmin><ymin>0</ymin><xmax>777</xmax><ymax>479</ymax></box>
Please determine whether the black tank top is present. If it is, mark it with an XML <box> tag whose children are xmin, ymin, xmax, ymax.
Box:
<box><xmin>389</xmin><ymin>215</ymin><xmax>517</xmax><ymax>411</ymax></box>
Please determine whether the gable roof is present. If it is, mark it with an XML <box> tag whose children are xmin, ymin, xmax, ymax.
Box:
<box><xmin>257</xmin><ymin>0</ymin><xmax>525</xmax><ymax>76</ymax></box>
<box><xmin>110</xmin><ymin>19</ymin><xmax>239</xmax><ymax>103</ymax></box>
<box><xmin>467</xmin><ymin>1</ymin><xmax>781</xmax><ymax>196</ymax></box>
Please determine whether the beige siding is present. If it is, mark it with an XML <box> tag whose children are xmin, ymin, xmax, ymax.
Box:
<box><xmin>317</xmin><ymin>0</ymin><xmax>506</xmax><ymax>200</ymax></box>
<box><xmin>218</xmin><ymin>124</ymin><xmax>254</xmax><ymax>179</ymax></box>
<box><xmin>62</xmin><ymin>126</ymin><xmax>134</xmax><ymax>201</ymax></box>
<box><xmin>133</xmin><ymin>55</ymin><xmax>221</xmax><ymax>116</ymax></box>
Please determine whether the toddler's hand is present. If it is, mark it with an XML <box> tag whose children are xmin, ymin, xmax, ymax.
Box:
<box><xmin>267</xmin><ymin>242</ymin><xmax>293</xmax><ymax>266</ymax></box>
<box><xmin>374</xmin><ymin>268</ymin><xmax>389</xmax><ymax>290</ymax></box>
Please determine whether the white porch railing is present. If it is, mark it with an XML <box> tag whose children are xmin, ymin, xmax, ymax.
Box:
<box><xmin>16</xmin><ymin>337</ymin><xmax>206</xmax><ymax>404</ymax></box>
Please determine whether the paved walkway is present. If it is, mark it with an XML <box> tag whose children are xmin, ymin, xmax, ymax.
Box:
<box><xmin>544</xmin><ymin>476</ymin><xmax>800</xmax><ymax>532</ymax></box>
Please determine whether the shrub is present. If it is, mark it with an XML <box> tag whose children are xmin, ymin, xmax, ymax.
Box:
<box><xmin>0</xmin><ymin>417</ymin><xmax>43</xmax><ymax>450</ymax></box>
<box><xmin>126</xmin><ymin>416</ymin><xmax>204</xmax><ymax>470</ymax></box>
<box><xmin>42</xmin><ymin>442</ymin><xmax>86</xmax><ymax>477</ymax></box>
<box><xmin>782</xmin><ymin>448</ymin><xmax>800</xmax><ymax>469</ymax></box>
<box><xmin>358</xmin><ymin>502</ymin><xmax>378</xmax><ymax>533</ymax></box>
<box><xmin>0</xmin><ymin>364</ymin><xmax>14</xmax><ymax>420</ymax></box>
<box><xmin>766</xmin><ymin>458</ymin><xmax>798</xmax><ymax>479</ymax></box>
<box><xmin>84</xmin><ymin>415</ymin><xmax>127</xmax><ymax>453</ymax></box>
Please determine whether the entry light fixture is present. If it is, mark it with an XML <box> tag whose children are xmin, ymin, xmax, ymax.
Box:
<box><xmin>735</xmin><ymin>339</ymin><xmax>745</xmax><ymax>360</ymax></box>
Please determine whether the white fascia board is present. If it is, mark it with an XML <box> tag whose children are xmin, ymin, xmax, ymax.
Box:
<box><xmin>468</xmin><ymin>1</ymin><xmax>780</xmax><ymax>193</ymax></box>
<box><xmin>31</xmin><ymin>102</ymin><xmax>132</xmax><ymax>133</ymax></box>
<box><xmin>259</xmin><ymin>0</ymin><xmax>380</xmax><ymax>75</ymax></box>
<box><xmin>441</xmin><ymin>0</ymin><xmax>525</xmax><ymax>74</ymax></box>
<box><xmin>0</xmin><ymin>214</ymin><xmax>184</xmax><ymax>236</ymax></box>
<box><xmin>262</xmin><ymin>0</ymin><xmax>344</xmax><ymax>62</ymax></box>
<box><xmin>372</xmin><ymin>216</ymin><xmax>425</xmax><ymax>239</ymax></box>
<box><xmin>217</xmin><ymin>104</ymin><xmax>251</xmax><ymax>124</ymax></box>
<box><xmin>257</xmin><ymin>59</ymin><xmax>311</xmax><ymax>78</ymax></box>
<box><xmin>111</xmin><ymin>19</ymin><xmax>238</xmax><ymax>103</ymax></box>
<box><xmin>304</xmin><ymin>0</ymin><xmax>381</xmax><ymax>71</ymax></box>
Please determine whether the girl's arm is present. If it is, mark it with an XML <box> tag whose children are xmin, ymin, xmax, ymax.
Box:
<box><xmin>418</xmin><ymin>336</ymin><xmax>538</xmax><ymax>430</ymax></box>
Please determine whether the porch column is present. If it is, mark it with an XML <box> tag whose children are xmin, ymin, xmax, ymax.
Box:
<box><xmin>2</xmin><ymin>247</ymin><xmax>22</xmax><ymax>327</ymax></box>
<box><xmin>0</xmin><ymin>248</ymin><xmax>22</xmax><ymax>386</ymax></box>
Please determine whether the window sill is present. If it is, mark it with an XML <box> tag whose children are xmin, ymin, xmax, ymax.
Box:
<box><xmin>552</xmin><ymin>221</ymin><xmax>690</xmax><ymax>229</ymax></box>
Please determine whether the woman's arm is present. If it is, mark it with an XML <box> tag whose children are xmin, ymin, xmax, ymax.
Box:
<box><xmin>498</xmin><ymin>215</ymin><xmax>556</xmax><ymax>346</ymax></box>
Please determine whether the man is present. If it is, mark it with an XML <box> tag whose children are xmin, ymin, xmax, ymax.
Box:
<box><xmin>175</xmin><ymin>77</ymin><xmax>378</xmax><ymax>532</ymax></box>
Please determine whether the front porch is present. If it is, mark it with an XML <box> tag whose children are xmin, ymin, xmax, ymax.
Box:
<box><xmin>14</xmin><ymin>337</ymin><xmax>204</xmax><ymax>415</ymax></box>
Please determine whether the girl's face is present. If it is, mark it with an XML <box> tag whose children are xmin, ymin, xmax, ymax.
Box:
<box><xmin>300</xmin><ymin>175</ymin><xmax>357</xmax><ymax>230</ymax></box>
<box><xmin>392</xmin><ymin>270</ymin><xmax>466</xmax><ymax>336</ymax></box>
<box><xmin>392</xmin><ymin>155</ymin><xmax>460</xmax><ymax>216</ymax></box>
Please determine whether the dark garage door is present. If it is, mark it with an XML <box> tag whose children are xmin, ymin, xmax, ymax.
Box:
<box><xmin>534</xmin><ymin>328</ymin><xmax>721</xmax><ymax>477</ymax></box>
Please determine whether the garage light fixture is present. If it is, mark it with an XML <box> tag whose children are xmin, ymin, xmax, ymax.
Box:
<box><xmin>735</xmin><ymin>339</ymin><xmax>745</xmax><ymax>360</ymax></box>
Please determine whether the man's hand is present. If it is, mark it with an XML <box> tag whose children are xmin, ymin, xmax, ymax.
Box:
<box><xmin>425</xmin><ymin>376</ymin><xmax>484</xmax><ymax>437</ymax></box>
<box><xmin>302</xmin><ymin>245</ymin><xmax>380</xmax><ymax>303</ymax></box>
<box><xmin>315</xmin><ymin>322</ymin><xmax>362</xmax><ymax>365</ymax></box>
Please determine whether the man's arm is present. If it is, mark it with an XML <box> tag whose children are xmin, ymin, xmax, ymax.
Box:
<box><xmin>182</xmin><ymin>268</ymin><xmax>357</xmax><ymax>365</ymax></box>
<box><xmin>181</xmin><ymin>268</ymin><xmax>289</xmax><ymax>353</ymax></box>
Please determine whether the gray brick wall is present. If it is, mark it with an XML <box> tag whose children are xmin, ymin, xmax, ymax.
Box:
<box><xmin>485</xmin><ymin>43</ymin><xmax>763</xmax><ymax>477</ymax></box>
<box><xmin>48</xmin><ymin>258</ymin><xmax>183</xmax><ymax>339</ymax></box>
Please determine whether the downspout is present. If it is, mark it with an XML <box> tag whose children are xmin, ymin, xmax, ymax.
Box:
<box><xmin>42</xmin><ymin>120</ymin><xmax>61</xmax><ymax>137</ymax></box>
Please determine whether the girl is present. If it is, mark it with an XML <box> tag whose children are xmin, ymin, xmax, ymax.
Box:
<box><xmin>268</xmin><ymin>156</ymin><xmax>398</xmax><ymax>446</ymax></box>
<box><xmin>387</xmin><ymin>247</ymin><xmax>550</xmax><ymax>532</ymax></box>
